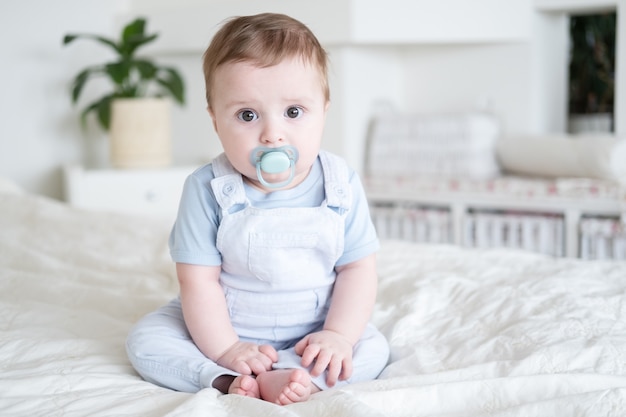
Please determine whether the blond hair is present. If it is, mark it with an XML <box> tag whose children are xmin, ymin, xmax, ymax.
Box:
<box><xmin>202</xmin><ymin>13</ymin><xmax>329</xmax><ymax>108</ymax></box>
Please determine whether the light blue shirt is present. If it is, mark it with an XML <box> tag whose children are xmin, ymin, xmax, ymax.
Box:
<box><xmin>169</xmin><ymin>153</ymin><xmax>379</xmax><ymax>267</ymax></box>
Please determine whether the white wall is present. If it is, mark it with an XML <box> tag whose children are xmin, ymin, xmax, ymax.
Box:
<box><xmin>0</xmin><ymin>0</ymin><xmax>128</xmax><ymax>199</ymax></box>
<box><xmin>324</xmin><ymin>47</ymin><xmax>405</xmax><ymax>172</ymax></box>
<box><xmin>1</xmin><ymin>0</ymin><xmax>621</xmax><ymax>200</ymax></box>
<box><xmin>529</xmin><ymin>11</ymin><xmax>570</xmax><ymax>134</ymax></box>
<box><xmin>155</xmin><ymin>54</ymin><xmax>221</xmax><ymax>167</ymax></box>
<box><xmin>401</xmin><ymin>43</ymin><xmax>534</xmax><ymax>132</ymax></box>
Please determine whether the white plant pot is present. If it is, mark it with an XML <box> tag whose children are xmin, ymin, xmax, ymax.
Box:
<box><xmin>109</xmin><ymin>98</ymin><xmax>172</xmax><ymax>168</ymax></box>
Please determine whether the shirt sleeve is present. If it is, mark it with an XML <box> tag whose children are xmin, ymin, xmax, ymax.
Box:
<box><xmin>168</xmin><ymin>164</ymin><xmax>223</xmax><ymax>266</ymax></box>
<box><xmin>335</xmin><ymin>170</ymin><xmax>380</xmax><ymax>266</ymax></box>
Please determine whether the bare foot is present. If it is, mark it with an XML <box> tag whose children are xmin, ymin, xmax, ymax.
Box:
<box><xmin>228</xmin><ymin>374</ymin><xmax>260</xmax><ymax>399</ymax></box>
<box><xmin>256</xmin><ymin>369</ymin><xmax>320</xmax><ymax>405</ymax></box>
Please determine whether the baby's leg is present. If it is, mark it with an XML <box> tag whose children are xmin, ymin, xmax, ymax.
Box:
<box><xmin>126</xmin><ymin>298</ymin><xmax>238</xmax><ymax>392</ymax></box>
<box><xmin>256</xmin><ymin>369</ymin><xmax>320</xmax><ymax>405</ymax></box>
<box><xmin>345</xmin><ymin>323</ymin><xmax>390</xmax><ymax>383</ymax></box>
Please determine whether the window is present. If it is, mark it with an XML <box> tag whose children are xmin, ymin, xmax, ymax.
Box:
<box><xmin>567</xmin><ymin>12</ymin><xmax>617</xmax><ymax>133</ymax></box>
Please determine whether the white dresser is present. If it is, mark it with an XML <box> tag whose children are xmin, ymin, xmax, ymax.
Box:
<box><xmin>63</xmin><ymin>165</ymin><xmax>198</xmax><ymax>222</ymax></box>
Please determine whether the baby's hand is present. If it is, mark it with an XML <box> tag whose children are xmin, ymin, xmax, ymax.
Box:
<box><xmin>216</xmin><ymin>341</ymin><xmax>278</xmax><ymax>376</ymax></box>
<box><xmin>294</xmin><ymin>330</ymin><xmax>353</xmax><ymax>387</ymax></box>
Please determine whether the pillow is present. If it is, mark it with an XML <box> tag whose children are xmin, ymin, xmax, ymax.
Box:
<box><xmin>366</xmin><ymin>112</ymin><xmax>501</xmax><ymax>180</ymax></box>
<box><xmin>496</xmin><ymin>134</ymin><xmax>626</xmax><ymax>184</ymax></box>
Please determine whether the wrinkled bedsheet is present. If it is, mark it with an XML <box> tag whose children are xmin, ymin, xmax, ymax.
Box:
<box><xmin>1</xmin><ymin>189</ymin><xmax>625</xmax><ymax>416</ymax></box>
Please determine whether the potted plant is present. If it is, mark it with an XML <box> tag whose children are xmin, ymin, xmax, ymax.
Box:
<box><xmin>567</xmin><ymin>12</ymin><xmax>616</xmax><ymax>133</ymax></box>
<box><xmin>63</xmin><ymin>17</ymin><xmax>185</xmax><ymax>168</ymax></box>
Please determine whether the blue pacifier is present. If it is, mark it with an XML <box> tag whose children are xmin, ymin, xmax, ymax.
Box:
<box><xmin>249</xmin><ymin>145</ymin><xmax>299</xmax><ymax>189</ymax></box>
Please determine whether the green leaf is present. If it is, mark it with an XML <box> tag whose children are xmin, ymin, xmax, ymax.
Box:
<box><xmin>135</xmin><ymin>59</ymin><xmax>158</xmax><ymax>80</ymax></box>
<box><xmin>122</xmin><ymin>18</ymin><xmax>146</xmax><ymax>42</ymax></box>
<box><xmin>105</xmin><ymin>61</ymin><xmax>131</xmax><ymax>86</ymax></box>
<box><xmin>62</xmin><ymin>33</ymin><xmax>121</xmax><ymax>54</ymax></box>
<box><xmin>79</xmin><ymin>99</ymin><xmax>107</xmax><ymax>130</ymax></box>
<box><xmin>96</xmin><ymin>96</ymin><xmax>113</xmax><ymax>130</ymax></box>
<box><xmin>80</xmin><ymin>101</ymin><xmax>98</xmax><ymax>130</ymax></box>
<box><xmin>79</xmin><ymin>95</ymin><xmax>115</xmax><ymax>131</ymax></box>
<box><xmin>63</xmin><ymin>34</ymin><xmax>78</xmax><ymax>44</ymax></box>
<box><xmin>119</xmin><ymin>18</ymin><xmax>159</xmax><ymax>57</ymax></box>
<box><xmin>156</xmin><ymin>67</ymin><xmax>185</xmax><ymax>104</ymax></box>
<box><xmin>71</xmin><ymin>68</ymin><xmax>94</xmax><ymax>103</ymax></box>
<box><xmin>125</xmin><ymin>33</ymin><xmax>159</xmax><ymax>57</ymax></box>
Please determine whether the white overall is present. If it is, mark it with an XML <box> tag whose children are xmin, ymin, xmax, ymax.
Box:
<box><xmin>126</xmin><ymin>152</ymin><xmax>389</xmax><ymax>392</ymax></box>
<box><xmin>211</xmin><ymin>151</ymin><xmax>348</xmax><ymax>344</ymax></box>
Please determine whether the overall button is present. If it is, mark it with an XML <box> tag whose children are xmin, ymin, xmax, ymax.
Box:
<box><xmin>332</xmin><ymin>184</ymin><xmax>346</xmax><ymax>198</ymax></box>
<box><xmin>222</xmin><ymin>182</ymin><xmax>235</xmax><ymax>195</ymax></box>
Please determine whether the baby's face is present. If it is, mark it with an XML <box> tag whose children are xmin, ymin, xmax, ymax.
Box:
<box><xmin>209</xmin><ymin>57</ymin><xmax>329</xmax><ymax>192</ymax></box>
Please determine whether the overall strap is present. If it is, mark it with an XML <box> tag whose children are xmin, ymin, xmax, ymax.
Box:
<box><xmin>319</xmin><ymin>151</ymin><xmax>352</xmax><ymax>213</ymax></box>
<box><xmin>210</xmin><ymin>153</ymin><xmax>248</xmax><ymax>211</ymax></box>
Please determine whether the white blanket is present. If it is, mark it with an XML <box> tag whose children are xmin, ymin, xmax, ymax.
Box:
<box><xmin>1</xmin><ymin>189</ymin><xmax>625</xmax><ymax>416</ymax></box>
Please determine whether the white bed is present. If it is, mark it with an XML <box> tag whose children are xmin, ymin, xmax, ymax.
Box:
<box><xmin>1</xmin><ymin>184</ymin><xmax>625</xmax><ymax>416</ymax></box>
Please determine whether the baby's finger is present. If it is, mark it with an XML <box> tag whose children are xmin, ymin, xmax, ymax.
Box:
<box><xmin>251</xmin><ymin>357</ymin><xmax>274</xmax><ymax>376</ymax></box>
<box><xmin>300</xmin><ymin>343</ymin><xmax>320</xmax><ymax>368</ymax></box>
<box><xmin>325</xmin><ymin>356</ymin><xmax>343</xmax><ymax>387</ymax></box>
<box><xmin>339</xmin><ymin>356</ymin><xmax>353</xmax><ymax>381</ymax></box>
<box><xmin>259</xmin><ymin>344</ymin><xmax>278</xmax><ymax>363</ymax></box>
<box><xmin>245</xmin><ymin>357</ymin><xmax>261</xmax><ymax>375</ymax></box>
<box><xmin>294</xmin><ymin>336</ymin><xmax>309</xmax><ymax>356</ymax></box>
<box><xmin>256</xmin><ymin>351</ymin><xmax>275</xmax><ymax>372</ymax></box>
<box><xmin>310</xmin><ymin>349</ymin><xmax>332</xmax><ymax>377</ymax></box>
<box><xmin>232</xmin><ymin>360</ymin><xmax>252</xmax><ymax>375</ymax></box>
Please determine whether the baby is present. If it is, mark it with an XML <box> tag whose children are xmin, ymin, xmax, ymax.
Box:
<box><xmin>126</xmin><ymin>12</ymin><xmax>389</xmax><ymax>405</ymax></box>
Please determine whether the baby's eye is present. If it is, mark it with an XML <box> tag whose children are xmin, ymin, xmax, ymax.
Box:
<box><xmin>237</xmin><ymin>109</ymin><xmax>257</xmax><ymax>122</ymax></box>
<box><xmin>285</xmin><ymin>106</ymin><xmax>303</xmax><ymax>119</ymax></box>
